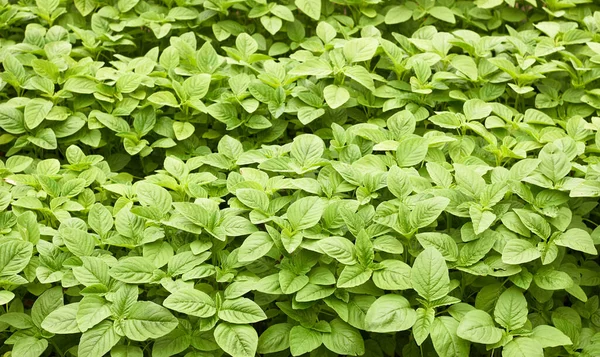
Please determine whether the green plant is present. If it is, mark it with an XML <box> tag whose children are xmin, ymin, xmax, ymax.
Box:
<box><xmin>0</xmin><ymin>0</ymin><xmax>600</xmax><ymax>356</ymax></box>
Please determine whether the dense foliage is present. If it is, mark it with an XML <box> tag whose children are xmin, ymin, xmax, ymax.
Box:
<box><xmin>1</xmin><ymin>0</ymin><xmax>600</xmax><ymax>356</ymax></box>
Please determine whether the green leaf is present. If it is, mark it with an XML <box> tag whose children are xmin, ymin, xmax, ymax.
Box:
<box><xmin>387</xmin><ymin>165</ymin><xmax>412</xmax><ymax>199</ymax></box>
<box><xmin>493</xmin><ymin>287</ymin><xmax>527</xmax><ymax>331</ymax></box>
<box><xmin>184</xmin><ymin>74</ymin><xmax>211</xmax><ymax>99</ymax></box>
<box><xmin>214</xmin><ymin>323</ymin><xmax>258</xmax><ymax>357</ymax></box>
<box><xmin>413</xmin><ymin>307</ymin><xmax>435</xmax><ymax>345</ymax></box>
<box><xmin>28</xmin><ymin>128</ymin><xmax>57</xmax><ymax>149</ymax></box>
<box><xmin>0</xmin><ymin>290</ymin><xmax>15</xmax><ymax>305</ymax></box>
<box><xmin>533</xmin><ymin>267</ymin><xmax>574</xmax><ymax>290</ymax></box>
<box><xmin>77</xmin><ymin>296</ymin><xmax>112</xmax><ymax>332</ymax></box>
<box><xmin>322</xmin><ymin>319</ymin><xmax>364</xmax><ymax>356</ymax></box>
<box><xmin>430</xmin><ymin>317</ymin><xmax>471</xmax><ymax>357</ymax></box>
<box><xmin>218</xmin><ymin>297</ymin><xmax>267</xmax><ymax>323</ymax></box>
<box><xmin>385</xmin><ymin>5</ymin><xmax>412</xmax><ymax>24</ymax></box>
<box><xmin>470</xmin><ymin>206</ymin><xmax>496</xmax><ymax>234</ymax></box>
<box><xmin>411</xmin><ymin>247</ymin><xmax>450</xmax><ymax>301</ymax></box>
<box><xmin>319</xmin><ymin>237</ymin><xmax>356</xmax><ymax>264</ymax></box>
<box><xmin>74</xmin><ymin>0</ymin><xmax>96</xmax><ymax>16</ymax></box>
<box><xmin>110</xmin><ymin>257</ymin><xmax>158</xmax><ymax>284</ymax></box>
<box><xmin>152</xmin><ymin>329</ymin><xmax>191</xmax><ymax>357</ymax></box>
<box><xmin>110</xmin><ymin>345</ymin><xmax>143</xmax><ymax>357</ymax></box>
<box><xmin>0</xmin><ymin>239</ymin><xmax>33</xmax><ymax>276</ymax></box>
<box><xmin>502</xmin><ymin>338</ymin><xmax>543</xmax><ymax>357</ymax></box>
<box><xmin>78</xmin><ymin>320</ymin><xmax>120</xmax><ymax>357</ymax></box>
<box><xmin>238</xmin><ymin>232</ymin><xmax>273</xmax><ymax>262</ymax></box>
<box><xmin>173</xmin><ymin>121</ymin><xmax>195</xmax><ymax>141</ymax></box>
<box><xmin>553</xmin><ymin>228</ymin><xmax>597</xmax><ymax>255</ymax></box>
<box><xmin>343</xmin><ymin>38</ymin><xmax>379</xmax><ymax>63</ymax></box>
<box><xmin>416</xmin><ymin>232</ymin><xmax>459</xmax><ymax>262</ymax></box>
<box><xmin>295</xmin><ymin>0</ymin><xmax>320</xmax><ymax>20</ymax></box>
<box><xmin>396</xmin><ymin>136</ymin><xmax>428</xmax><ymax>167</ymax></box>
<box><xmin>457</xmin><ymin>310</ymin><xmax>503</xmax><ymax>344</ymax></box>
<box><xmin>513</xmin><ymin>209</ymin><xmax>551</xmax><ymax>240</ymax></box>
<box><xmin>273</xmin><ymin>271</ymin><xmax>304</xmax><ymax>296</ymax></box>
<box><xmin>163</xmin><ymin>289</ymin><xmax>216</xmax><ymax>318</ymax></box>
<box><xmin>429</xmin><ymin>6</ymin><xmax>455</xmax><ymax>23</ymax></box>
<box><xmin>324</xmin><ymin>85</ymin><xmax>350</xmax><ymax>109</ymax></box>
<box><xmin>502</xmin><ymin>239</ymin><xmax>541</xmax><ymax>265</ymax></box>
<box><xmin>463</xmin><ymin>99</ymin><xmax>492</xmax><ymax>120</ymax></box>
<box><xmin>257</xmin><ymin>323</ymin><xmax>293</xmax><ymax>354</ymax></box>
<box><xmin>410</xmin><ymin>197</ymin><xmax>450</xmax><ymax>229</ymax></box>
<box><xmin>32</xmin><ymin>286</ymin><xmax>63</xmax><ymax>328</ymax></box>
<box><xmin>12</xmin><ymin>337</ymin><xmax>48</xmax><ymax>357</ymax></box>
<box><xmin>236</xmin><ymin>33</ymin><xmax>258</xmax><ymax>56</ymax></box>
<box><xmin>61</xmin><ymin>227</ymin><xmax>95</xmax><ymax>257</ymax></box>
<box><xmin>290</xmin><ymin>134</ymin><xmax>324</xmax><ymax>167</ymax></box>
<box><xmin>289</xmin><ymin>325</ymin><xmax>322</xmax><ymax>356</ymax></box>
<box><xmin>64</xmin><ymin>77</ymin><xmax>97</xmax><ymax>94</ymax></box>
<box><xmin>372</xmin><ymin>260</ymin><xmax>412</xmax><ymax>290</ymax></box>
<box><xmin>24</xmin><ymin>98</ymin><xmax>52</xmax><ymax>130</ymax></box>
<box><xmin>364</xmin><ymin>295</ymin><xmax>417</xmax><ymax>333</ymax></box>
<box><xmin>136</xmin><ymin>182</ymin><xmax>172</xmax><ymax>215</ymax></box>
<box><xmin>530</xmin><ymin>325</ymin><xmax>572</xmax><ymax>347</ymax></box>
<box><xmin>451</xmin><ymin>55</ymin><xmax>478</xmax><ymax>81</ymax></box>
<box><xmin>147</xmin><ymin>91</ymin><xmax>179</xmax><ymax>107</ymax></box>
<box><xmin>122</xmin><ymin>301</ymin><xmax>178</xmax><ymax>341</ymax></box>
<box><xmin>287</xmin><ymin>196</ymin><xmax>325</xmax><ymax>230</ymax></box>
<box><xmin>538</xmin><ymin>144</ymin><xmax>570</xmax><ymax>182</ymax></box>
<box><xmin>41</xmin><ymin>303</ymin><xmax>80</xmax><ymax>334</ymax></box>
<box><xmin>337</xmin><ymin>264</ymin><xmax>372</xmax><ymax>288</ymax></box>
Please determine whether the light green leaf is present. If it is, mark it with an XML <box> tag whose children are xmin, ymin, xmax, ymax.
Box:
<box><xmin>41</xmin><ymin>303</ymin><xmax>80</xmax><ymax>334</ymax></box>
<box><xmin>413</xmin><ymin>307</ymin><xmax>435</xmax><ymax>345</ymax></box>
<box><xmin>110</xmin><ymin>257</ymin><xmax>158</xmax><ymax>284</ymax></box>
<box><xmin>502</xmin><ymin>338</ymin><xmax>543</xmax><ymax>357</ymax></box>
<box><xmin>12</xmin><ymin>337</ymin><xmax>48</xmax><ymax>357</ymax></box>
<box><xmin>429</xmin><ymin>6</ymin><xmax>455</xmax><ymax>23</ymax></box>
<box><xmin>364</xmin><ymin>295</ymin><xmax>416</xmax><ymax>333</ymax></box>
<box><xmin>493</xmin><ymin>287</ymin><xmax>527</xmax><ymax>331</ymax></box>
<box><xmin>78</xmin><ymin>320</ymin><xmax>120</xmax><ymax>357</ymax></box>
<box><xmin>533</xmin><ymin>267</ymin><xmax>574</xmax><ymax>290</ymax></box>
<box><xmin>343</xmin><ymin>38</ymin><xmax>379</xmax><ymax>63</ymax></box>
<box><xmin>416</xmin><ymin>232</ymin><xmax>459</xmax><ymax>262</ymax></box>
<box><xmin>530</xmin><ymin>325</ymin><xmax>572</xmax><ymax>347</ymax></box>
<box><xmin>287</xmin><ymin>196</ymin><xmax>325</xmax><ymax>230</ymax></box>
<box><xmin>238</xmin><ymin>232</ymin><xmax>273</xmax><ymax>262</ymax></box>
<box><xmin>322</xmin><ymin>319</ymin><xmax>364</xmax><ymax>356</ymax></box>
<box><xmin>295</xmin><ymin>0</ymin><xmax>320</xmax><ymax>20</ymax></box>
<box><xmin>289</xmin><ymin>325</ymin><xmax>322</xmax><ymax>356</ymax></box>
<box><xmin>502</xmin><ymin>239</ymin><xmax>541</xmax><ymax>265</ymax></box>
<box><xmin>24</xmin><ymin>98</ymin><xmax>52</xmax><ymax>130</ymax></box>
<box><xmin>553</xmin><ymin>228</ymin><xmax>597</xmax><ymax>255</ymax></box>
<box><xmin>122</xmin><ymin>301</ymin><xmax>178</xmax><ymax>341</ymax></box>
<box><xmin>324</xmin><ymin>85</ymin><xmax>350</xmax><ymax>109</ymax></box>
<box><xmin>147</xmin><ymin>91</ymin><xmax>179</xmax><ymax>107</ymax></box>
<box><xmin>257</xmin><ymin>323</ymin><xmax>293</xmax><ymax>354</ymax></box>
<box><xmin>513</xmin><ymin>209</ymin><xmax>551</xmax><ymax>240</ymax></box>
<box><xmin>457</xmin><ymin>310</ymin><xmax>503</xmax><ymax>344</ymax></box>
<box><xmin>396</xmin><ymin>136</ymin><xmax>428</xmax><ymax>167</ymax></box>
<box><xmin>430</xmin><ymin>317</ymin><xmax>471</xmax><ymax>357</ymax></box>
<box><xmin>385</xmin><ymin>6</ymin><xmax>412</xmax><ymax>24</ymax></box>
<box><xmin>411</xmin><ymin>247</ymin><xmax>450</xmax><ymax>301</ymax></box>
<box><xmin>163</xmin><ymin>289</ymin><xmax>216</xmax><ymax>318</ymax></box>
<box><xmin>77</xmin><ymin>296</ymin><xmax>112</xmax><ymax>332</ymax></box>
<box><xmin>214</xmin><ymin>323</ymin><xmax>258</xmax><ymax>357</ymax></box>
<box><xmin>218</xmin><ymin>297</ymin><xmax>267</xmax><ymax>324</ymax></box>
<box><xmin>410</xmin><ymin>197</ymin><xmax>450</xmax><ymax>230</ymax></box>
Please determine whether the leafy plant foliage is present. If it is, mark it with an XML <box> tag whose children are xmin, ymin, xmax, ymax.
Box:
<box><xmin>0</xmin><ymin>0</ymin><xmax>600</xmax><ymax>356</ymax></box>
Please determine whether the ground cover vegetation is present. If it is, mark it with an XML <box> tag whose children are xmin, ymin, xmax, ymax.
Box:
<box><xmin>0</xmin><ymin>0</ymin><xmax>599</xmax><ymax>356</ymax></box>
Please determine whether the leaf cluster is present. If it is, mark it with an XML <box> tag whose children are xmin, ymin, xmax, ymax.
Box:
<box><xmin>0</xmin><ymin>0</ymin><xmax>600</xmax><ymax>357</ymax></box>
